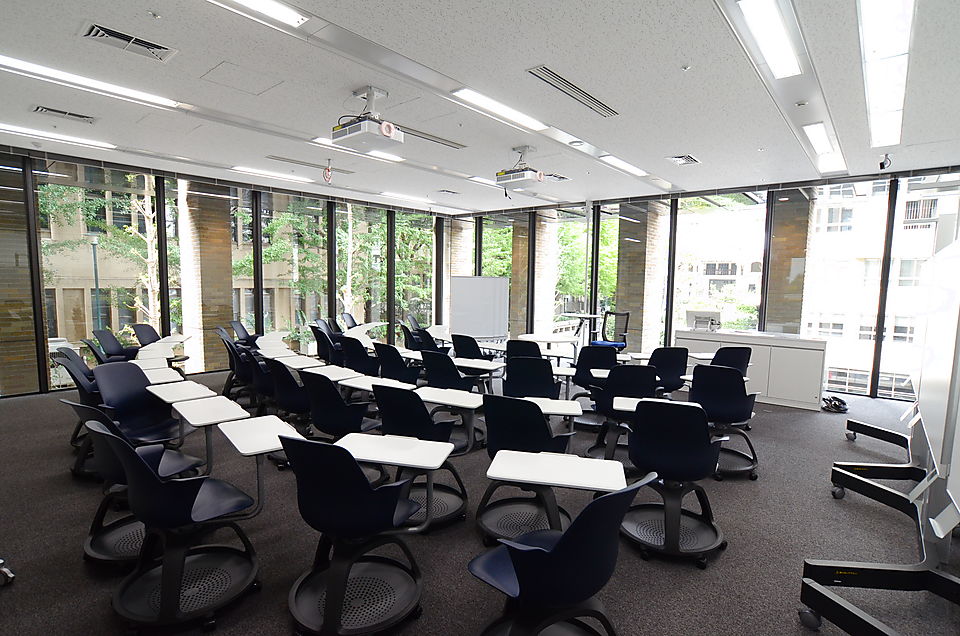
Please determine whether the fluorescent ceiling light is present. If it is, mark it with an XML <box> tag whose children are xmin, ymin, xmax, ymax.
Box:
<box><xmin>737</xmin><ymin>0</ymin><xmax>802</xmax><ymax>79</ymax></box>
<box><xmin>599</xmin><ymin>155</ymin><xmax>648</xmax><ymax>177</ymax></box>
<box><xmin>231</xmin><ymin>166</ymin><xmax>314</xmax><ymax>183</ymax></box>
<box><xmin>0</xmin><ymin>54</ymin><xmax>179</xmax><ymax>108</ymax></box>
<box><xmin>816</xmin><ymin>151</ymin><xmax>847</xmax><ymax>174</ymax></box>
<box><xmin>367</xmin><ymin>150</ymin><xmax>405</xmax><ymax>162</ymax></box>
<box><xmin>0</xmin><ymin>122</ymin><xmax>116</xmax><ymax>149</ymax></box>
<box><xmin>380</xmin><ymin>191</ymin><xmax>433</xmax><ymax>204</ymax></box>
<box><xmin>312</xmin><ymin>137</ymin><xmax>333</xmax><ymax>145</ymax></box>
<box><xmin>452</xmin><ymin>88</ymin><xmax>547</xmax><ymax>132</ymax></box>
<box><xmin>468</xmin><ymin>176</ymin><xmax>498</xmax><ymax>187</ymax></box>
<box><xmin>858</xmin><ymin>0</ymin><xmax>914</xmax><ymax>147</ymax></box>
<box><xmin>802</xmin><ymin>122</ymin><xmax>834</xmax><ymax>155</ymax></box>
<box><xmin>231</xmin><ymin>0</ymin><xmax>309</xmax><ymax>27</ymax></box>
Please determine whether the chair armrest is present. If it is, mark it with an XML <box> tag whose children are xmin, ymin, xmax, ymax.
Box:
<box><xmin>498</xmin><ymin>538</ymin><xmax>550</xmax><ymax>553</ymax></box>
<box><xmin>711</xmin><ymin>435</ymin><xmax>730</xmax><ymax>443</ymax></box>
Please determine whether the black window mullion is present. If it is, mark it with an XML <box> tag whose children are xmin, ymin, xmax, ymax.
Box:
<box><xmin>475</xmin><ymin>216</ymin><xmax>483</xmax><ymax>276</ymax></box>
<box><xmin>326</xmin><ymin>200</ymin><xmax>337</xmax><ymax>319</ymax></box>
<box><xmin>588</xmin><ymin>202</ymin><xmax>601</xmax><ymax>315</ymax></box>
<box><xmin>251</xmin><ymin>190</ymin><xmax>264</xmax><ymax>334</ymax></box>
<box><xmin>663</xmin><ymin>199</ymin><xmax>679</xmax><ymax>346</ymax></box>
<box><xmin>869</xmin><ymin>178</ymin><xmax>899</xmax><ymax>397</ymax></box>
<box><xmin>154</xmin><ymin>176</ymin><xmax>171</xmax><ymax>336</ymax></box>
<box><xmin>757</xmin><ymin>190</ymin><xmax>775</xmax><ymax>331</ymax></box>
<box><xmin>434</xmin><ymin>216</ymin><xmax>444</xmax><ymax>325</ymax></box>
<box><xmin>22</xmin><ymin>156</ymin><xmax>49</xmax><ymax>392</ymax></box>
<box><xmin>526</xmin><ymin>212</ymin><xmax>536</xmax><ymax>334</ymax></box>
<box><xmin>386</xmin><ymin>209</ymin><xmax>397</xmax><ymax>344</ymax></box>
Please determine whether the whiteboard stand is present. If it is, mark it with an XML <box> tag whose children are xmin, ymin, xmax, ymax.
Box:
<box><xmin>449</xmin><ymin>276</ymin><xmax>509</xmax><ymax>340</ymax></box>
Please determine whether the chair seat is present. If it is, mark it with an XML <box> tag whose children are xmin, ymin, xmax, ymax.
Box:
<box><xmin>392</xmin><ymin>497</ymin><xmax>422</xmax><ymax>527</ymax></box>
<box><xmin>589</xmin><ymin>340</ymin><xmax>626</xmax><ymax>349</ymax></box>
<box><xmin>191</xmin><ymin>478</ymin><xmax>254</xmax><ymax>522</ymax></box>
<box><xmin>121</xmin><ymin>418</ymin><xmax>196</xmax><ymax>444</ymax></box>
<box><xmin>360</xmin><ymin>418</ymin><xmax>381</xmax><ymax>433</ymax></box>
<box><xmin>157</xmin><ymin>450</ymin><xmax>204</xmax><ymax>479</ymax></box>
<box><xmin>467</xmin><ymin>529</ymin><xmax>562</xmax><ymax>598</ymax></box>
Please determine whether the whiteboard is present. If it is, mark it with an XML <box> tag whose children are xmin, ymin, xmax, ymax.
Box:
<box><xmin>450</xmin><ymin>276</ymin><xmax>509</xmax><ymax>339</ymax></box>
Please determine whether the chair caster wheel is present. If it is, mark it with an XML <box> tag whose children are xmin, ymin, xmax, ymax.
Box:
<box><xmin>743</xmin><ymin>424</ymin><xmax>751</xmax><ymax>431</ymax></box>
<box><xmin>713</xmin><ymin>473</ymin><xmax>724</xmax><ymax>481</ymax></box>
<box><xmin>846</xmin><ymin>431</ymin><xmax>857</xmax><ymax>441</ymax></box>
<box><xmin>831</xmin><ymin>486</ymin><xmax>845</xmax><ymax>500</ymax></box>
<box><xmin>638</xmin><ymin>549</ymin><xmax>651</xmax><ymax>561</ymax></box>
<box><xmin>250</xmin><ymin>579</ymin><xmax>261</xmax><ymax>592</ymax></box>
<box><xmin>695</xmin><ymin>557</ymin><xmax>708</xmax><ymax>570</ymax></box>
<box><xmin>749</xmin><ymin>472</ymin><xmax>759</xmax><ymax>481</ymax></box>
<box><xmin>798</xmin><ymin>608</ymin><xmax>822</xmax><ymax>631</ymax></box>
<box><xmin>718</xmin><ymin>541</ymin><xmax>728</xmax><ymax>551</ymax></box>
<box><xmin>275</xmin><ymin>464</ymin><xmax>287</xmax><ymax>471</ymax></box>
<box><xmin>410</xmin><ymin>604</ymin><xmax>423</xmax><ymax>620</ymax></box>
<box><xmin>201</xmin><ymin>617</ymin><xmax>216</xmax><ymax>632</ymax></box>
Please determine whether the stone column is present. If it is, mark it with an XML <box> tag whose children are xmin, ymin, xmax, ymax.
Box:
<box><xmin>509</xmin><ymin>217</ymin><xmax>530</xmax><ymax>336</ymax></box>
<box><xmin>178</xmin><ymin>180</ymin><xmax>233</xmax><ymax>373</ymax></box>
<box><xmin>442</xmin><ymin>217</ymin><xmax>475</xmax><ymax>324</ymax></box>
<box><xmin>614</xmin><ymin>201</ymin><xmax>669</xmax><ymax>352</ymax></box>
<box><xmin>766</xmin><ymin>191</ymin><xmax>812</xmax><ymax>334</ymax></box>
<box><xmin>532</xmin><ymin>210</ymin><xmax>559</xmax><ymax>334</ymax></box>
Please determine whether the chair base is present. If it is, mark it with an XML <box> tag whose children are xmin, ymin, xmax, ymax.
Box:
<box><xmin>115</xmin><ymin>545</ymin><xmax>258</xmax><ymax>627</ymax></box>
<box><xmin>716</xmin><ymin>448</ymin><xmax>759</xmax><ymax>480</ymax></box>
<box><xmin>482</xmin><ymin>618</ymin><xmax>606</xmax><ymax>636</ymax></box>
<box><xmin>84</xmin><ymin>515</ymin><xmax>145</xmax><ymax>564</ymax></box>
<box><xmin>480</xmin><ymin>596</ymin><xmax>617</xmax><ymax>636</ymax></box>
<box><xmin>477</xmin><ymin>497</ymin><xmax>572</xmax><ymax>542</ymax></box>
<box><xmin>404</xmin><ymin>483</ymin><xmax>467</xmax><ymax>527</ymax></box>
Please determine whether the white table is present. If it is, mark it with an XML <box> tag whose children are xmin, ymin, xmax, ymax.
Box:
<box><xmin>415</xmin><ymin>386</ymin><xmax>484</xmax><ymax>454</ymax></box>
<box><xmin>281</xmin><ymin>355</ymin><xmax>326</xmax><ymax>370</ymax></box>
<box><xmin>398</xmin><ymin>349</ymin><xmax>423</xmax><ymax>362</ymax></box>
<box><xmin>218</xmin><ymin>416</ymin><xmax>305</xmax><ymax>517</ymax></box>
<box><xmin>629</xmin><ymin>352</ymin><xmax>653</xmax><ymax>361</ymax></box>
<box><xmin>131</xmin><ymin>358</ymin><xmax>170</xmax><ymax>370</ymax></box>
<box><xmin>146</xmin><ymin>380</ymin><xmax>216</xmax><ymax>404</ymax></box>
<box><xmin>301</xmin><ymin>365</ymin><xmax>364</xmax><ymax>382</ymax></box>
<box><xmin>257</xmin><ymin>348</ymin><xmax>297</xmax><ymax>359</ymax></box>
<box><xmin>590</xmin><ymin>368</ymin><xmax>660</xmax><ymax>381</ymax></box>
<box><xmin>173</xmin><ymin>396</ymin><xmax>250</xmax><ymax>473</ymax></box>
<box><xmin>425</xmin><ymin>324</ymin><xmax>450</xmax><ymax>343</ymax></box>
<box><xmin>487</xmin><ymin>450</ymin><xmax>627</xmax><ymax>529</ymax></box>
<box><xmin>143</xmin><ymin>367</ymin><xmax>184</xmax><ymax>385</ymax></box>
<box><xmin>451</xmin><ymin>357</ymin><xmax>504</xmax><ymax>373</ymax></box>
<box><xmin>613</xmin><ymin>396</ymin><xmax>642</xmax><ymax>413</ymax></box>
<box><xmin>335</xmin><ymin>433</ymin><xmax>456</xmax><ymax>532</ymax></box>
<box><xmin>680</xmin><ymin>374</ymin><xmax>750</xmax><ymax>383</ymax></box>
<box><xmin>518</xmin><ymin>332</ymin><xmax>579</xmax><ymax>362</ymax></box>
<box><xmin>339</xmin><ymin>375</ymin><xmax>417</xmax><ymax>393</ymax></box>
<box><xmin>136</xmin><ymin>346</ymin><xmax>176</xmax><ymax>360</ymax></box>
<box><xmin>522</xmin><ymin>397</ymin><xmax>583</xmax><ymax>433</ymax></box>
<box><xmin>341</xmin><ymin>328</ymin><xmax>376</xmax><ymax>350</ymax></box>
<box><xmin>158</xmin><ymin>334</ymin><xmax>191</xmax><ymax>344</ymax></box>
<box><xmin>552</xmin><ymin>365</ymin><xmax>576</xmax><ymax>398</ymax></box>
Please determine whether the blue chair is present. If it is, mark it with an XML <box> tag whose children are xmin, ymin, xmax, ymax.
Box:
<box><xmin>81</xmin><ymin>338</ymin><xmax>126</xmax><ymax>364</ymax></box>
<box><xmin>505</xmin><ymin>339</ymin><xmax>542</xmax><ymax>359</ymax></box>
<box><xmin>414</xmin><ymin>327</ymin><xmax>450</xmax><ymax>354</ymax></box>
<box><xmin>374</xmin><ymin>342</ymin><xmax>421</xmax><ymax>385</ymax></box>
<box><xmin>710</xmin><ymin>346</ymin><xmax>751</xmax><ymax>375</ymax></box>
<box><xmin>452</xmin><ymin>334</ymin><xmax>495</xmax><ymax>362</ymax></box>
<box><xmin>585</xmin><ymin>364</ymin><xmax>660</xmax><ymax>460</ymax></box>
<box><xmin>374</xmin><ymin>385</ymin><xmax>469</xmax><ymax>526</ymax></box>
<box><xmin>421</xmin><ymin>350</ymin><xmax>476</xmax><ymax>392</ymax></box>
<box><xmin>52</xmin><ymin>347</ymin><xmax>100</xmax><ymax>450</ymax></box>
<box><xmin>341</xmin><ymin>336</ymin><xmax>380</xmax><ymax>376</ymax></box>
<box><xmin>503</xmin><ymin>357</ymin><xmax>561</xmax><ymax>399</ymax></box>
<box><xmin>92</xmin><ymin>362</ymin><xmax>193</xmax><ymax>445</ymax></box>
<box><xmin>94</xmin><ymin>329</ymin><xmax>140</xmax><ymax>361</ymax></box>
<box><xmin>328</xmin><ymin>316</ymin><xmax>344</xmax><ymax>334</ymax></box>
<box><xmin>649</xmin><ymin>346</ymin><xmax>688</xmax><ymax>394</ymax></box>
<box><xmin>131</xmin><ymin>323</ymin><xmax>161</xmax><ymax>346</ymax></box>
<box><xmin>399</xmin><ymin>323</ymin><xmax>422</xmax><ymax>350</ymax></box>
<box><xmin>281</xmin><ymin>437</ymin><xmax>423</xmax><ymax>635</ymax></box>
<box><xmin>340</xmin><ymin>312</ymin><xmax>358</xmax><ymax>329</ymax></box>
<box><xmin>264</xmin><ymin>358</ymin><xmax>312</xmax><ymax>429</ymax></box>
<box><xmin>620</xmin><ymin>399</ymin><xmax>727</xmax><ymax>568</ymax></box>
<box><xmin>689</xmin><ymin>364</ymin><xmax>760</xmax><ymax>480</ymax></box>
<box><xmin>94</xmin><ymin>422</ymin><xmax>258</xmax><ymax>630</ymax></box>
<box><xmin>469</xmin><ymin>478</ymin><xmax>654</xmax><ymax>635</ymax></box>
<box><xmin>300</xmin><ymin>372</ymin><xmax>380</xmax><ymax>437</ymax></box>
<box><xmin>406</xmin><ymin>313</ymin><xmax>423</xmax><ymax>332</ymax></box>
<box><xmin>230</xmin><ymin>319</ymin><xmax>260</xmax><ymax>349</ymax></box>
<box><xmin>589</xmin><ymin>310</ymin><xmax>629</xmax><ymax>350</ymax></box>
<box><xmin>217</xmin><ymin>328</ymin><xmax>253</xmax><ymax>400</ymax></box>
<box><xmin>475</xmin><ymin>395</ymin><xmax>576</xmax><ymax>542</ymax></box>
<box><xmin>570</xmin><ymin>345</ymin><xmax>618</xmax><ymax>400</ymax></box>
<box><xmin>247</xmin><ymin>352</ymin><xmax>275</xmax><ymax>415</ymax></box>
<box><xmin>310</xmin><ymin>322</ymin><xmax>344</xmax><ymax>366</ymax></box>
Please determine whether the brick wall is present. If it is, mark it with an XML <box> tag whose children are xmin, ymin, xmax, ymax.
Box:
<box><xmin>442</xmin><ymin>217</ymin><xmax>475</xmax><ymax>324</ymax></box>
<box><xmin>614</xmin><ymin>201</ymin><xmax>669</xmax><ymax>352</ymax></box>
<box><xmin>532</xmin><ymin>210</ymin><xmax>559</xmax><ymax>334</ymax></box>
<box><xmin>509</xmin><ymin>218</ymin><xmax>529</xmax><ymax>336</ymax></box>
<box><xmin>766</xmin><ymin>192</ymin><xmax>812</xmax><ymax>334</ymax></box>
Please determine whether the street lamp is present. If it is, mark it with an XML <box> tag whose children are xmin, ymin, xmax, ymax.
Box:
<box><xmin>85</xmin><ymin>234</ymin><xmax>102</xmax><ymax>330</ymax></box>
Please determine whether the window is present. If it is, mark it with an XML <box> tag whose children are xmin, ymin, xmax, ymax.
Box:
<box><xmin>705</xmin><ymin>262</ymin><xmax>737</xmax><ymax>276</ymax></box>
<box><xmin>827</xmin><ymin>368</ymin><xmax>870</xmax><ymax>393</ymax></box>
<box><xmin>903</xmin><ymin>199</ymin><xmax>937</xmax><ymax>230</ymax></box>
<box><xmin>747</xmin><ymin>284</ymin><xmax>756</xmax><ymax>293</ymax></box>
<box><xmin>709</xmin><ymin>279</ymin><xmax>735</xmax><ymax>294</ymax></box>
<box><xmin>232</xmin><ymin>288</ymin><xmax>240</xmax><ymax>321</ymax></box>
<box><xmin>898</xmin><ymin>259</ymin><xmax>924</xmax><ymax>286</ymax></box>
<box><xmin>44</xmin><ymin>290</ymin><xmax>58</xmax><ymax>338</ymax></box>
<box><xmin>877</xmin><ymin>372</ymin><xmax>916</xmax><ymax>400</ymax></box>
<box><xmin>891</xmin><ymin>316</ymin><xmax>915</xmax><ymax>343</ymax></box>
<box><xmin>863</xmin><ymin>258</ymin><xmax>880</xmax><ymax>283</ymax></box>
<box><xmin>815</xmin><ymin>316</ymin><xmax>844</xmax><ymax>338</ymax></box>
<box><xmin>750</xmin><ymin>262</ymin><xmax>761</xmax><ymax>273</ymax></box>
<box><xmin>818</xmin><ymin>207</ymin><xmax>853</xmax><ymax>232</ymax></box>
<box><xmin>116</xmin><ymin>287</ymin><xmax>138</xmax><ymax>330</ymax></box>
<box><xmin>90</xmin><ymin>288</ymin><xmax>111</xmax><ymax>331</ymax></box>
<box><xmin>858</xmin><ymin>319</ymin><xmax>885</xmax><ymax>341</ymax></box>
<box><xmin>872</xmin><ymin>180</ymin><xmax>888</xmax><ymax>195</ymax></box>
<box><xmin>263</xmin><ymin>288</ymin><xmax>276</xmax><ymax>331</ymax></box>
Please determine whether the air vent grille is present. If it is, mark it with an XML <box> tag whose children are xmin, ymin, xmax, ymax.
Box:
<box><xmin>266</xmin><ymin>155</ymin><xmax>355</xmax><ymax>175</ymax></box>
<box><xmin>82</xmin><ymin>24</ymin><xmax>178</xmax><ymax>62</ymax></box>
<box><xmin>527</xmin><ymin>66</ymin><xmax>618</xmax><ymax>118</ymax></box>
<box><xmin>666</xmin><ymin>154</ymin><xmax>700</xmax><ymax>166</ymax></box>
<box><xmin>33</xmin><ymin>105</ymin><xmax>96</xmax><ymax>124</ymax></box>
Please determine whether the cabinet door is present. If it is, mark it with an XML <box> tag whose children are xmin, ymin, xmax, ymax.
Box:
<box><xmin>766</xmin><ymin>347</ymin><xmax>824</xmax><ymax>405</ymax></box>
<box><xmin>722</xmin><ymin>342</ymin><xmax>770</xmax><ymax>396</ymax></box>
<box><xmin>675</xmin><ymin>335</ymin><xmax>719</xmax><ymax>355</ymax></box>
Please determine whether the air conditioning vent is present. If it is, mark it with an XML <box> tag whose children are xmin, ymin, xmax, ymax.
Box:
<box><xmin>82</xmin><ymin>24</ymin><xmax>178</xmax><ymax>62</ymax></box>
<box><xmin>544</xmin><ymin>173</ymin><xmax>570</xmax><ymax>182</ymax></box>
<box><xmin>265</xmin><ymin>155</ymin><xmax>355</xmax><ymax>175</ymax></box>
<box><xmin>527</xmin><ymin>65</ymin><xmax>618</xmax><ymax>118</ymax></box>
<box><xmin>666</xmin><ymin>154</ymin><xmax>700</xmax><ymax>166</ymax></box>
<box><xmin>33</xmin><ymin>105</ymin><xmax>96</xmax><ymax>124</ymax></box>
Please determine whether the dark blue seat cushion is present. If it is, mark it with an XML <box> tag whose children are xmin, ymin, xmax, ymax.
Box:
<box><xmin>467</xmin><ymin>529</ymin><xmax>562</xmax><ymax>598</ymax></box>
<box><xmin>191</xmin><ymin>478</ymin><xmax>255</xmax><ymax>522</ymax></box>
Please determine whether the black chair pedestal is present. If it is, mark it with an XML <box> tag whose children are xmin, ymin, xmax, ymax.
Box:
<box><xmin>83</xmin><ymin>488</ymin><xmax>145</xmax><ymax>565</ymax></box>
<box><xmin>397</xmin><ymin>462</ymin><xmax>469</xmax><ymax>529</ymax></box>
<box><xmin>481</xmin><ymin>596</ymin><xmax>618</xmax><ymax>636</ymax></box>
<box><xmin>584</xmin><ymin>421</ymin><xmax>630</xmax><ymax>462</ymax></box>
<box><xmin>289</xmin><ymin>535</ymin><xmax>422</xmax><ymax>636</ymax></box>
<box><xmin>475</xmin><ymin>480</ymin><xmax>572</xmax><ymax>544</ymax></box>
<box><xmin>714</xmin><ymin>427</ymin><xmax>759</xmax><ymax>480</ymax></box>
<box><xmin>114</xmin><ymin>522</ymin><xmax>258</xmax><ymax>629</ymax></box>
<box><xmin>620</xmin><ymin>479</ymin><xmax>726</xmax><ymax>568</ymax></box>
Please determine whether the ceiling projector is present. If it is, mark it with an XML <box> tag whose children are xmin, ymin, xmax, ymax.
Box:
<box><xmin>331</xmin><ymin>86</ymin><xmax>404</xmax><ymax>152</ymax></box>
<box><xmin>495</xmin><ymin>166</ymin><xmax>545</xmax><ymax>187</ymax></box>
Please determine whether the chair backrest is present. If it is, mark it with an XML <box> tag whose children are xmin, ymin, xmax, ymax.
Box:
<box><xmin>373</xmin><ymin>343</ymin><xmax>414</xmax><ymax>381</ymax></box>
<box><xmin>647</xmin><ymin>347</ymin><xmax>688</xmax><ymax>392</ymax></box>
<box><xmin>374</xmin><ymin>385</ymin><xmax>451</xmax><ymax>443</ymax></box>
<box><xmin>503</xmin><ymin>357</ymin><xmax>559</xmax><ymax>399</ymax></box>
<box><xmin>482</xmin><ymin>394</ymin><xmax>566</xmax><ymax>458</ymax></box>
<box><xmin>415</xmin><ymin>328</ymin><xmax>443</xmax><ymax>352</ymax></box>
<box><xmin>300</xmin><ymin>371</ymin><xmax>358</xmax><ymax>437</ymax></box>
<box><xmin>627</xmin><ymin>398</ymin><xmax>720</xmax><ymax>482</ymax></box>
<box><xmin>231</xmin><ymin>320</ymin><xmax>252</xmax><ymax>341</ymax></box>
<box><xmin>93</xmin><ymin>329</ymin><xmax>126</xmax><ymax>356</ymax></box>
<box><xmin>688</xmin><ymin>364</ymin><xmax>755</xmax><ymax>424</ymax></box>
<box><xmin>328</xmin><ymin>317</ymin><xmax>343</xmax><ymax>333</ymax></box>
<box><xmin>399</xmin><ymin>323</ymin><xmax>421</xmax><ymax>350</ymax></box>
<box><xmin>280</xmin><ymin>437</ymin><xmax>400</xmax><ymax>537</ymax></box>
<box><xmin>81</xmin><ymin>338</ymin><xmax>110</xmax><ymax>365</ymax></box>
<box><xmin>53</xmin><ymin>350</ymin><xmax>100</xmax><ymax>404</ymax></box>
<box><xmin>452</xmin><ymin>334</ymin><xmax>484</xmax><ymax>359</ymax></box>
<box><xmin>62</xmin><ymin>400</ymin><xmax>127</xmax><ymax>484</ymax></box>
<box><xmin>248</xmin><ymin>353</ymin><xmax>274</xmax><ymax>397</ymax></box>
<box><xmin>92</xmin><ymin>362</ymin><xmax>165</xmax><ymax>426</ymax></box>
<box><xmin>341</xmin><ymin>336</ymin><xmax>379</xmax><ymax>375</ymax></box>
<box><xmin>310</xmin><ymin>323</ymin><xmax>343</xmax><ymax>365</ymax></box>
<box><xmin>341</xmin><ymin>312</ymin><xmax>359</xmax><ymax>329</ymax></box>
<box><xmin>406</xmin><ymin>313</ymin><xmax>423</xmax><ymax>331</ymax></box>
<box><xmin>595</xmin><ymin>364</ymin><xmax>659</xmax><ymax>416</ymax></box>
<box><xmin>599</xmin><ymin>311</ymin><xmax>630</xmax><ymax>343</ymax></box>
<box><xmin>93</xmin><ymin>422</ymin><xmax>203</xmax><ymax>528</ymax></box>
<box><xmin>132</xmin><ymin>323</ymin><xmax>161</xmax><ymax>346</ymax></box>
<box><xmin>510</xmin><ymin>480</ymin><xmax>649</xmax><ymax>606</ymax></box>
<box><xmin>56</xmin><ymin>346</ymin><xmax>94</xmax><ymax>379</ymax></box>
<box><xmin>505</xmin><ymin>339</ymin><xmax>542</xmax><ymax>359</ymax></box>
<box><xmin>218</xmin><ymin>331</ymin><xmax>254</xmax><ymax>383</ymax></box>
<box><xmin>573</xmin><ymin>346</ymin><xmax>618</xmax><ymax>387</ymax></box>
<box><xmin>421</xmin><ymin>350</ymin><xmax>465</xmax><ymax>390</ymax></box>
<box><xmin>314</xmin><ymin>319</ymin><xmax>336</xmax><ymax>341</ymax></box>
<box><xmin>711</xmin><ymin>346</ymin><xmax>751</xmax><ymax>375</ymax></box>
<box><xmin>264</xmin><ymin>358</ymin><xmax>308</xmax><ymax>413</ymax></box>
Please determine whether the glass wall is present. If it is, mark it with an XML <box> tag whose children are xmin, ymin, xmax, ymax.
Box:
<box><xmin>674</xmin><ymin>193</ymin><xmax>766</xmax><ymax>335</ymax></box>
<box><xmin>336</xmin><ymin>203</ymin><xmax>388</xmax><ymax>339</ymax></box>
<box><xmin>396</xmin><ymin>212</ymin><xmax>435</xmax><ymax>334</ymax></box>
<box><xmin>261</xmin><ymin>193</ymin><xmax>327</xmax><ymax>351</ymax></box>
<box><xmin>0</xmin><ymin>155</ymin><xmax>40</xmax><ymax>395</ymax></box>
<box><xmin>538</xmin><ymin>207</ymin><xmax>592</xmax><ymax>334</ymax></box>
<box><xmin>599</xmin><ymin>201</ymin><xmax>670</xmax><ymax>351</ymax></box>
<box><xmin>35</xmin><ymin>161</ymin><xmax>156</xmax><ymax>385</ymax></box>
<box><xmin>878</xmin><ymin>174</ymin><xmax>960</xmax><ymax>399</ymax></box>
<box><xmin>440</xmin><ymin>216</ymin><xmax>476</xmax><ymax>324</ymax></box>
<box><xmin>481</xmin><ymin>212</ymin><xmax>529</xmax><ymax>337</ymax></box>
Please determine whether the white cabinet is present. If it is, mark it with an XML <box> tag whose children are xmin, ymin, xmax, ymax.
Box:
<box><xmin>674</xmin><ymin>330</ymin><xmax>826</xmax><ymax>411</ymax></box>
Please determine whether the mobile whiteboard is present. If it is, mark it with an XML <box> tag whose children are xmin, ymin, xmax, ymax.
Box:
<box><xmin>450</xmin><ymin>276</ymin><xmax>509</xmax><ymax>339</ymax></box>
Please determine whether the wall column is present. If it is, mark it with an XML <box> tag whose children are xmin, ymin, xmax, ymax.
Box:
<box><xmin>614</xmin><ymin>201</ymin><xmax>669</xmax><ymax>352</ymax></box>
<box><xmin>765</xmin><ymin>191</ymin><xmax>813</xmax><ymax>334</ymax></box>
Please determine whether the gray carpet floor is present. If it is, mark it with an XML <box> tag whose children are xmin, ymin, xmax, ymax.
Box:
<box><xmin>0</xmin><ymin>372</ymin><xmax>958</xmax><ymax>635</ymax></box>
